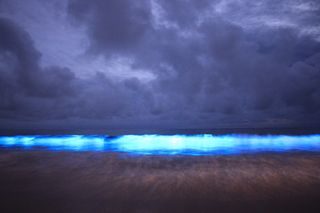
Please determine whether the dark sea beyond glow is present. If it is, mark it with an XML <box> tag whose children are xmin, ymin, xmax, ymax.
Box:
<box><xmin>1</xmin><ymin>134</ymin><xmax>320</xmax><ymax>155</ymax></box>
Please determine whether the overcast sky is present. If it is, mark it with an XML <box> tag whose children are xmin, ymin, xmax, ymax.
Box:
<box><xmin>0</xmin><ymin>0</ymin><xmax>320</xmax><ymax>131</ymax></box>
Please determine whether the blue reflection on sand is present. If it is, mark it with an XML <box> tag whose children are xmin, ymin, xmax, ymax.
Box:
<box><xmin>0</xmin><ymin>134</ymin><xmax>320</xmax><ymax>155</ymax></box>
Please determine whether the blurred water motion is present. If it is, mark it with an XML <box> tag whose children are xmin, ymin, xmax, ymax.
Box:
<box><xmin>0</xmin><ymin>134</ymin><xmax>320</xmax><ymax>155</ymax></box>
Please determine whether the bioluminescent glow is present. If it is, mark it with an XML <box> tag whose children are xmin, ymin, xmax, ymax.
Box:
<box><xmin>0</xmin><ymin>134</ymin><xmax>320</xmax><ymax>155</ymax></box>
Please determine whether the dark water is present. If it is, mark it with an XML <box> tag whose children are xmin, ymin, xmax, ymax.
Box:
<box><xmin>1</xmin><ymin>134</ymin><xmax>320</xmax><ymax>155</ymax></box>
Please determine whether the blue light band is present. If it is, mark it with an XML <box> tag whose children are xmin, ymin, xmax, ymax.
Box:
<box><xmin>1</xmin><ymin>134</ymin><xmax>320</xmax><ymax>155</ymax></box>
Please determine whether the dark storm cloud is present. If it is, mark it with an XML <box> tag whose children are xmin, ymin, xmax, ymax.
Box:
<box><xmin>0</xmin><ymin>16</ymin><xmax>152</xmax><ymax>125</ymax></box>
<box><xmin>0</xmin><ymin>0</ymin><xmax>320</xmax><ymax>129</ymax></box>
<box><xmin>0</xmin><ymin>17</ymin><xmax>76</xmax><ymax>118</ymax></box>
<box><xmin>68</xmin><ymin>0</ymin><xmax>152</xmax><ymax>56</ymax></box>
<box><xmin>67</xmin><ymin>0</ymin><xmax>320</xmax><ymax>126</ymax></box>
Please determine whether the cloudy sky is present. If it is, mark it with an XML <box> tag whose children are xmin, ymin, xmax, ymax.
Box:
<box><xmin>0</xmin><ymin>0</ymin><xmax>320</xmax><ymax>131</ymax></box>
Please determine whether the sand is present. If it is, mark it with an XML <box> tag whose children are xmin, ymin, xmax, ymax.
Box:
<box><xmin>1</xmin><ymin>149</ymin><xmax>320</xmax><ymax>212</ymax></box>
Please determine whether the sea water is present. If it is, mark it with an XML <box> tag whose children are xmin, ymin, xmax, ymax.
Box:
<box><xmin>1</xmin><ymin>134</ymin><xmax>320</xmax><ymax>155</ymax></box>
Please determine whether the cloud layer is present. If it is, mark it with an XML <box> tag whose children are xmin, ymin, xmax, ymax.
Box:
<box><xmin>0</xmin><ymin>0</ymin><xmax>320</xmax><ymax>130</ymax></box>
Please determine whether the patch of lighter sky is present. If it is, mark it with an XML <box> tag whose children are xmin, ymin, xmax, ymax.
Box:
<box><xmin>212</xmin><ymin>0</ymin><xmax>320</xmax><ymax>41</ymax></box>
<box><xmin>150</xmin><ymin>0</ymin><xmax>178</xmax><ymax>30</ymax></box>
<box><xmin>150</xmin><ymin>0</ymin><xmax>203</xmax><ymax>40</ymax></box>
<box><xmin>291</xmin><ymin>1</ymin><xmax>319</xmax><ymax>12</ymax></box>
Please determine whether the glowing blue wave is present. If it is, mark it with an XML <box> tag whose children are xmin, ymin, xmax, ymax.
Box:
<box><xmin>0</xmin><ymin>134</ymin><xmax>320</xmax><ymax>155</ymax></box>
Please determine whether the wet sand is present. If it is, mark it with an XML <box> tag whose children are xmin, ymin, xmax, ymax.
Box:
<box><xmin>1</xmin><ymin>149</ymin><xmax>320</xmax><ymax>212</ymax></box>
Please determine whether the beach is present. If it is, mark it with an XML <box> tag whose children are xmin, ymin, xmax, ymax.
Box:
<box><xmin>1</xmin><ymin>149</ymin><xmax>320</xmax><ymax>212</ymax></box>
